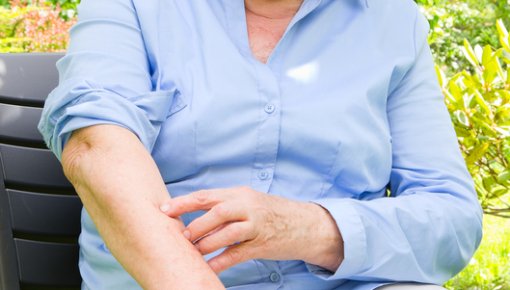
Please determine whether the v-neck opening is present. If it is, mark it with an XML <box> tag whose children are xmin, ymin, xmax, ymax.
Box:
<box><xmin>233</xmin><ymin>0</ymin><xmax>322</xmax><ymax>66</ymax></box>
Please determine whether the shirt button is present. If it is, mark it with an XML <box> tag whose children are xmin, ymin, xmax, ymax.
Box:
<box><xmin>269</xmin><ymin>272</ymin><xmax>280</xmax><ymax>282</ymax></box>
<box><xmin>258</xmin><ymin>170</ymin><xmax>269</xmax><ymax>180</ymax></box>
<box><xmin>264</xmin><ymin>103</ymin><xmax>276</xmax><ymax>114</ymax></box>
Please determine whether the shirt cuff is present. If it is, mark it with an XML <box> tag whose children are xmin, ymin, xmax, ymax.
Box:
<box><xmin>305</xmin><ymin>198</ymin><xmax>367</xmax><ymax>280</ymax></box>
<box><xmin>39</xmin><ymin>85</ymin><xmax>182</xmax><ymax>160</ymax></box>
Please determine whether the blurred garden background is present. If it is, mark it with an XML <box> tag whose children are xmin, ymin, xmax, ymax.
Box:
<box><xmin>0</xmin><ymin>0</ymin><xmax>509</xmax><ymax>289</ymax></box>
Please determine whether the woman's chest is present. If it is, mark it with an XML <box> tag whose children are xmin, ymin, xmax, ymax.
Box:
<box><xmin>151</xmin><ymin>36</ymin><xmax>395</xmax><ymax>198</ymax></box>
<box><xmin>145</xmin><ymin>2</ymin><xmax>410</xmax><ymax>197</ymax></box>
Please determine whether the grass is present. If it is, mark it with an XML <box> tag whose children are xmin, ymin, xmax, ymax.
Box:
<box><xmin>445</xmin><ymin>215</ymin><xmax>510</xmax><ymax>290</ymax></box>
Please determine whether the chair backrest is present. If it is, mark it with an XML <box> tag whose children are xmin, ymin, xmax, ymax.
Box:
<box><xmin>0</xmin><ymin>53</ymin><xmax>82</xmax><ymax>290</ymax></box>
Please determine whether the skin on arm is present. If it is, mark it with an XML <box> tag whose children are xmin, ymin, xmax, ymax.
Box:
<box><xmin>62</xmin><ymin>124</ymin><xmax>225</xmax><ymax>290</ymax></box>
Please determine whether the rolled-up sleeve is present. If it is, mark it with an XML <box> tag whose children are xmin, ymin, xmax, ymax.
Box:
<box><xmin>38</xmin><ymin>0</ymin><xmax>174</xmax><ymax>160</ymax></box>
<box><xmin>308</xmin><ymin>10</ymin><xmax>483</xmax><ymax>285</ymax></box>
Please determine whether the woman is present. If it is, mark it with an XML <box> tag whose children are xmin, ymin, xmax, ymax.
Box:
<box><xmin>38</xmin><ymin>0</ymin><xmax>483</xmax><ymax>289</ymax></box>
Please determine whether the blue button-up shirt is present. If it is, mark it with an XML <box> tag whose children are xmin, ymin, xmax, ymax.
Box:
<box><xmin>38</xmin><ymin>0</ymin><xmax>483</xmax><ymax>289</ymax></box>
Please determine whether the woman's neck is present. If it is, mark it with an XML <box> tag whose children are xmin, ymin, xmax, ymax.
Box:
<box><xmin>244</xmin><ymin>0</ymin><xmax>303</xmax><ymax>63</ymax></box>
<box><xmin>244</xmin><ymin>0</ymin><xmax>303</xmax><ymax>20</ymax></box>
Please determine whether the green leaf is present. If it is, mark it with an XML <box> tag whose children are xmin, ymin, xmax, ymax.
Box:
<box><xmin>482</xmin><ymin>62</ymin><xmax>498</xmax><ymax>87</ymax></box>
<box><xmin>506</xmin><ymin>68</ymin><xmax>510</xmax><ymax>89</ymax></box>
<box><xmin>444</xmin><ymin>91</ymin><xmax>458</xmax><ymax>106</ymax></box>
<box><xmin>473</xmin><ymin>91</ymin><xmax>493</xmax><ymax>118</ymax></box>
<box><xmin>494</xmin><ymin>107</ymin><xmax>510</xmax><ymax>124</ymax></box>
<box><xmin>454</xmin><ymin>126</ymin><xmax>473</xmax><ymax>138</ymax></box>
<box><xmin>472</xmin><ymin>117</ymin><xmax>498</xmax><ymax>137</ymax></box>
<box><xmin>454</xmin><ymin>110</ymin><xmax>470</xmax><ymax>127</ymax></box>
<box><xmin>448</xmin><ymin>81</ymin><xmax>463</xmax><ymax>103</ymax></box>
<box><xmin>461</xmin><ymin>72</ymin><xmax>482</xmax><ymax>91</ymax></box>
<box><xmin>497</xmin><ymin>170</ymin><xmax>510</xmax><ymax>183</ymax></box>
<box><xmin>463</xmin><ymin>39</ymin><xmax>480</xmax><ymax>68</ymax></box>
<box><xmin>496</xmin><ymin>19</ymin><xmax>510</xmax><ymax>51</ymax></box>
<box><xmin>468</xmin><ymin>93</ymin><xmax>478</xmax><ymax>110</ymax></box>
<box><xmin>466</xmin><ymin>142</ymin><xmax>489</xmax><ymax>166</ymax></box>
<box><xmin>494</xmin><ymin>54</ymin><xmax>505</xmax><ymax>82</ymax></box>
<box><xmin>482</xmin><ymin>175</ymin><xmax>496</xmax><ymax>192</ymax></box>
<box><xmin>490</xmin><ymin>186</ymin><xmax>508</xmax><ymax>198</ymax></box>
<box><xmin>497</xmin><ymin>19</ymin><xmax>509</xmax><ymax>38</ymax></box>
<box><xmin>435</xmin><ymin>64</ymin><xmax>446</xmax><ymax>88</ymax></box>
<box><xmin>481</xmin><ymin>45</ymin><xmax>493</xmax><ymax>67</ymax></box>
<box><xmin>499</xmin><ymin>90</ymin><xmax>510</xmax><ymax>105</ymax></box>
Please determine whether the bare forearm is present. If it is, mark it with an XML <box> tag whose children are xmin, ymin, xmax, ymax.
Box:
<box><xmin>62</xmin><ymin>125</ymin><xmax>224</xmax><ymax>290</ymax></box>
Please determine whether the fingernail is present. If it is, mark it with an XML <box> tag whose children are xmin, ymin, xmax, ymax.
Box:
<box><xmin>160</xmin><ymin>204</ymin><xmax>170</xmax><ymax>213</ymax></box>
<box><xmin>183</xmin><ymin>230</ymin><xmax>191</xmax><ymax>240</ymax></box>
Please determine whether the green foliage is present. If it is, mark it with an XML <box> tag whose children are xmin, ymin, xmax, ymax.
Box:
<box><xmin>45</xmin><ymin>0</ymin><xmax>78</xmax><ymax>20</ymax></box>
<box><xmin>445</xmin><ymin>215</ymin><xmax>510</xmax><ymax>289</ymax></box>
<box><xmin>0</xmin><ymin>0</ymin><xmax>78</xmax><ymax>19</ymax></box>
<box><xmin>0</xmin><ymin>0</ymin><xmax>75</xmax><ymax>52</ymax></box>
<box><xmin>438</xmin><ymin>20</ymin><xmax>510</xmax><ymax>218</ymax></box>
<box><xmin>419</xmin><ymin>0</ymin><xmax>510</xmax><ymax>77</ymax></box>
<box><xmin>0</xmin><ymin>4</ymin><xmax>29</xmax><ymax>52</ymax></box>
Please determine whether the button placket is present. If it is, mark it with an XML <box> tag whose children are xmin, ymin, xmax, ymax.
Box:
<box><xmin>250</xmin><ymin>64</ymin><xmax>282</xmax><ymax>193</ymax></box>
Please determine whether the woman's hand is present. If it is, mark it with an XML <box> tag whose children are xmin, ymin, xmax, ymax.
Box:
<box><xmin>159</xmin><ymin>186</ymin><xmax>344</xmax><ymax>274</ymax></box>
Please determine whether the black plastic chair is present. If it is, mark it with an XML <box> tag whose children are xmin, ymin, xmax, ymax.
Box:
<box><xmin>0</xmin><ymin>53</ymin><xmax>82</xmax><ymax>290</ymax></box>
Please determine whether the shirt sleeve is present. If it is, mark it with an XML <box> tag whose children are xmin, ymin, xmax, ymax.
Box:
<box><xmin>38</xmin><ymin>0</ymin><xmax>176</xmax><ymax>160</ymax></box>
<box><xmin>307</xmin><ymin>9</ymin><xmax>483</xmax><ymax>285</ymax></box>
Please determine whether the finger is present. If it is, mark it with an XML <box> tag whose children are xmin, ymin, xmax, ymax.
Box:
<box><xmin>194</xmin><ymin>222</ymin><xmax>253</xmax><ymax>255</ymax></box>
<box><xmin>207</xmin><ymin>243</ymin><xmax>255</xmax><ymax>274</ymax></box>
<box><xmin>160</xmin><ymin>189</ymin><xmax>227</xmax><ymax>217</ymax></box>
<box><xmin>186</xmin><ymin>203</ymin><xmax>246</xmax><ymax>242</ymax></box>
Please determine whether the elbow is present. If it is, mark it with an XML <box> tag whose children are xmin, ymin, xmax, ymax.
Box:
<box><xmin>454</xmin><ymin>180</ymin><xmax>484</xmax><ymax>263</ymax></box>
<box><xmin>61</xmin><ymin>129</ymin><xmax>95</xmax><ymax>186</ymax></box>
<box><xmin>447</xmin><ymin>196</ymin><xmax>483</xmax><ymax>279</ymax></box>
<box><xmin>424</xmin><ymin>191</ymin><xmax>483</xmax><ymax>284</ymax></box>
<box><xmin>463</xmin><ymin>188</ymin><xmax>483</xmax><ymax>256</ymax></box>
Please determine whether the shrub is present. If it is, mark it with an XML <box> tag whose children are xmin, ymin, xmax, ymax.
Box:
<box><xmin>0</xmin><ymin>0</ymin><xmax>78</xmax><ymax>19</ymax></box>
<box><xmin>438</xmin><ymin>20</ymin><xmax>510</xmax><ymax>217</ymax></box>
<box><xmin>419</xmin><ymin>0</ymin><xmax>510</xmax><ymax>75</ymax></box>
<box><xmin>44</xmin><ymin>0</ymin><xmax>78</xmax><ymax>20</ymax></box>
<box><xmin>0</xmin><ymin>0</ymin><xmax>75</xmax><ymax>52</ymax></box>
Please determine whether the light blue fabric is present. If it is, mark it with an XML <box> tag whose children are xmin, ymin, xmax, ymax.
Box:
<box><xmin>38</xmin><ymin>0</ymin><xmax>483</xmax><ymax>289</ymax></box>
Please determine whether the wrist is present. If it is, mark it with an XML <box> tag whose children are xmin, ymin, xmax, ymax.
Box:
<box><xmin>302</xmin><ymin>202</ymin><xmax>344</xmax><ymax>271</ymax></box>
